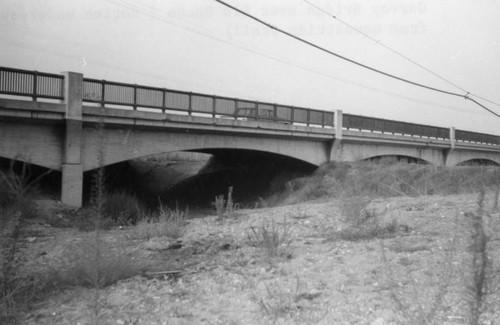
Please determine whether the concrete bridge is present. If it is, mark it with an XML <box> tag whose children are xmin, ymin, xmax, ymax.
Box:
<box><xmin>1</xmin><ymin>67</ymin><xmax>499</xmax><ymax>207</ymax></box>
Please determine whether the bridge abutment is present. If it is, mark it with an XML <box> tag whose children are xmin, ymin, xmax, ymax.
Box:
<box><xmin>61</xmin><ymin>72</ymin><xmax>84</xmax><ymax>208</ymax></box>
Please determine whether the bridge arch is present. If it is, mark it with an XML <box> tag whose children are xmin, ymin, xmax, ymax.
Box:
<box><xmin>364</xmin><ymin>155</ymin><xmax>429</xmax><ymax>164</ymax></box>
<box><xmin>456</xmin><ymin>158</ymin><xmax>500</xmax><ymax>166</ymax></box>
<box><xmin>80</xmin><ymin>127</ymin><xmax>329</xmax><ymax>171</ymax></box>
<box><xmin>446</xmin><ymin>150</ymin><xmax>500</xmax><ymax>167</ymax></box>
<box><xmin>333</xmin><ymin>142</ymin><xmax>444</xmax><ymax>166</ymax></box>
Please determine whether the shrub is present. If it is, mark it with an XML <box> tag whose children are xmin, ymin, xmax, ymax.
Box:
<box><xmin>127</xmin><ymin>203</ymin><xmax>187</xmax><ymax>240</ymax></box>
<box><xmin>333</xmin><ymin>219</ymin><xmax>400</xmax><ymax>242</ymax></box>
<box><xmin>265</xmin><ymin>161</ymin><xmax>500</xmax><ymax>206</ymax></box>
<box><xmin>212</xmin><ymin>194</ymin><xmax>225</xmax><ymax>217</ymax></box>
<box><xmin>53</xmin><ymin>238</ymin><xmax>144</xmax><ymax>288</ymax></box>
<box><xmin>0</xmin><ymin>162</ymin><xmax>50</xmax><ymax>205</ymax></box>
<box><xmin>102</xmin><ymin>191</ymin><xmax>144</xmax><ymax>225</ymax></box>
<box><xmin>247</xmin><ymin>218</ymin><xmax>292</xmax><ymax>259</ymax></box>
<box><xmin>258</xmin><ymin>278</ymin><xmax>325</xmax><ymax>323</ymax></box>
<box><xmin>212</xmin><ymin>186</ymin><xmax>238</xmax><ymax>218</ymax></box>
<box><xmin>327</xmin><ymin>197</ymin><xmax>402</xmax><ymax>242</ymax></box>
<box><xmin>66</xmin><ymin>207</ymin><xmax>115</xmax><ymax>232</ymax></box>
<box><xmin>339</xmin><ymin>196</ymin><xmax>373</xmax><ymax>225</ymax></box>
<box><xmin>0</xmin><ymin>162</ymin><xmax>49</xmax><ymax>324</ymax></box>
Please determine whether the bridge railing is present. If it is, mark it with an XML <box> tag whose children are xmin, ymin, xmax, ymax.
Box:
<box><xmin>343</xmin><ymin>114</ymin><xmax>450</xmax><ymax>139</ymax></box>
<box><xmin>82</xmin><ymin>77</ymin><xmax>335</xmax><ymax>127</ymax></box>
<box><xmin>0</xmin><ymin>67</ymin><xmax>64</xmax><ymax>100</ymax></box>
<box><xmin>1</xmin><ymin>66</ymin><xmax>500</xmax><ymax>146</ymax></box>
<box><xmin>455</xmin><ymin>129</ymin><xmax>500</xmax><ymax>146</ymax></box>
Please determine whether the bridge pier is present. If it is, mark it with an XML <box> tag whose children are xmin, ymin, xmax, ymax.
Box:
<box><xmin>61</xmin><ymin>72</ymin><xmax>84</xmax><ymax>208</ymax></box>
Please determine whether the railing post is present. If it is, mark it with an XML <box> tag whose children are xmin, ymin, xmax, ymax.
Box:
<box><xmin>212</xmin><ymin>96</ymin><xmax>216</xmax><ymax>118</ymax></box>
<box><xmin>161</xmin><ymin>88</ymin><xmax>166</xmax><ymax>113</ymax></box>
<box><xmin>334</xmin><ymin>109</ymin><xmax>343</xmax><ymax>140</ymax></box>
<box><xmin>188</xmin><ymin>92</ymin><xmax>192</xmax><ymax>116</ymax></box>
<box><xmin>100</xmin><ymin>80</ymin><xmax>106</xmax><ymax>108</ymax></box>
<box><xmin>61</xmin><ymin>71</ymin><xmax>83</xmax><ymax>208</ymax></box>
<box><xmin>32</xmin><ymin>71</ymin><xmax>38</xmax><ymax>101</ymax></box>
<box><xmin>450</xmin><ymin>127</ymin><xmax>456</xmax><ymax>150</ymax></box>
<box><xmin>133</xmin><ymin>84</ymin><xmax>138</xmax><ymax>110</ymax></box>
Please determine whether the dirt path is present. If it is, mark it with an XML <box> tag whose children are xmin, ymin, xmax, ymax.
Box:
<box><xmin>14</xmin><ymin>193</ymin><xmax>500</xmax><ymax>325</ymax></box>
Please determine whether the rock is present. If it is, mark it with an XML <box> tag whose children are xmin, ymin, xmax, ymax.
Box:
<box><xmin>143</xmin><ymin>238</ymin><xmax>171</xmax><ymax>251</ymax></box>
<box><xmin>168</xmin><ymin>242</ymin><xmax>182</xmax><ymax>250</ymax></box>
<box><xmin>371</xmin><ymin>317</ymin><xmax>386</xmax><ymax>325</ymax></box>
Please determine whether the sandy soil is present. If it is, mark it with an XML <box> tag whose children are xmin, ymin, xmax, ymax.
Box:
<box><xmin>12</xmin><ymin>193</ymin><xmax>500</xmax><ymax>325</ymax></box>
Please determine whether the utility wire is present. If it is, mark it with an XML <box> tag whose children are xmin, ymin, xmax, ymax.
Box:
<box><xmin>302</xmin><ymin>0</ymin><xmax>500</xmax><ymax>108</ymax></box>
<box><xmin>106</xmin><ymin>0</ymin><xmax>500</xmax><ymax>118</ymax></box>
<box><xmin>302</xmin><ymin>0</ymin><xmax>466</xmax><ymax>92</ymax></box>
<box><xmin>214</xmin><ymin>0</ymin><xmax>500</xmax><ymax>118</ymax></box>
<box><xmin>105</xmin><ymin>0</ymin><xmax>470</xmax><ymax>113</ymax></box>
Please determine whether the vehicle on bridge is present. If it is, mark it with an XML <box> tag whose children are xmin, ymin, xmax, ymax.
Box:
<box><xmin>235</xmin><ymin>106</ymin><xmax>290</xmax><ymax>124</ymax></box>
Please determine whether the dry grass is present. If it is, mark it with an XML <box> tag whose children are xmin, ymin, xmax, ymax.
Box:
<box><xmin>257</xmin><ymin>278</ymin><xmax>326</xmax><ymax>323</ymax></box>
<box><xmin>212</xmin><ymin>186</ymin><xmax>239</xmax><ymax>219</ymax></box>
<box><xmin>247</xmin><ymin>218</ymin><xmax>292</xmax><ymax>259</ymax></box>
<box><xmin>102</xmin><ymin>191</ymin><xmax>144</xmax><ymax>225</ymax></box>
<box><xmin>264</xmin><ymin>162</ymin><xmax>500</xmax><ymax>206</ymax></box>
<box><xmin>126</xmin><ymin>203</ymin><xmax>187</xmax><ymax>240</ymax></box>
<box><xmin>0</xmin><ymin>163</ymin><xmax>52</xmax><ymax>324</ymax></box>
<box><xmin>51</xmin><ymin>238</ymin><xmax>144</xmax><ymax>289</ymax></box>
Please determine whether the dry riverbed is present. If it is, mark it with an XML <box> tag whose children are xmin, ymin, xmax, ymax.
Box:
<box><xmin>14</xmin><ymin>193</ymin><xmax>500</xmax><ymax>324</ymax></box>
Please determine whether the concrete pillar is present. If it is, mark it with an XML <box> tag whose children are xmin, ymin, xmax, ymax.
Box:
<box><xmin>449</xmin><ymin>127</ymin><xmax>456</xmax><ymax>150</ymax></box>
<box><xmin>334</xmin><ymin>109</ymin><xmax>343</xmax><ymax>140</ymax></box>
<box><xmin>330</xmin><ymin>109</ymin><xmax>344</xmax><ymax>162</ymax></box>
<box><xmin>61</xmin><ymin>71</ymin><xmax>83</xmax><ymax>208</ymax></box>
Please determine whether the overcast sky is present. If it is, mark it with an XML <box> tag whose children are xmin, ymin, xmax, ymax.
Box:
<box><xmin>1</xmin><ymin>0</ymin><xmax>499</xmax><ymax>135</ymax></box>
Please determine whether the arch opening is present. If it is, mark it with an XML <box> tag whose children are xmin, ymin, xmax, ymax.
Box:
<box><xmin>0</xmin><ymin>157</ymin><xmax>60</xmax><ymax>200</ymax></box>
<box><xmin>457</xmin><ymin>159</ymin><xmax>500</xmax><ymax>167</ymax></box>
<box><xmin>159</xmin><ymin>149</ymin><xmax>317</xmax><ymax>209</ymax></box>
<box><xmin>363</xmin><ymin>155</ymin><xmax>430</xmax><ymax>165</ymax></box>
<box><xmin>80</xmin><ymin>149</ymin><xmax>317</xmax><ymax>210</ymax></box>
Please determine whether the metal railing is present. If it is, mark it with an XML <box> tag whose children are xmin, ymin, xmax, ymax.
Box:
<box><xmin>456</xmin><ymin>129</ymin><xmax>500</xmax><ymax>145</ymax></box>
<box><xmin>82</xmin><ymin>78</ymin><xmax>334</xmax><ymax>127</ymax></box>
<box><xmin>343</xmin><ymin>114</ymin><xmax>450</xmax><ymax>139</ymax></box>
<box><xmin>1</xmin><ymin>66</ymin><xmax>499</xmax><ymax>146</ymax></box>
<box><xmin>0</xmin><ymin>67</ymin><xmax>64</xmax><ymax>100</ymax></box>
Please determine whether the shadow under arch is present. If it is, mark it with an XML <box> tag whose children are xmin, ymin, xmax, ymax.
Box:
<box><xmin>0</xmin><ymin>157</ymin><xmax>61</xmax><ymax>198</ymax></box>
<box><xmin>158</xmin><ymin>148</ymin><xmax>318</xmax><ymax>209</ymax></box>
<box><xmin>457</xmin><ymin>158</ymin><xmax>500</xmax><ymax>166</ymax></box>
<box><xmin>363</xmin><ymin>155</ymin><xmax>430</xmax><ymax>165</ymax></box>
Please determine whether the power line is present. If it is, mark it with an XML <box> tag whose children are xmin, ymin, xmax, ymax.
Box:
<box><xmin>301</xmin><ymin>0</ymin><xmax>500</xmax><ymax>108</ymax></box>
<box><xmin>213</xmin><ymin>0</ymin><xmax>500</xmax><ymax>119</ymax></box>
<box><xmin>106</xmin><ymin>0</ymin><xmax>500</xmax><ymax>118</ymax></box>
<box><xmin>104</xmin><ymin>0</ymin><xmax>472</xmax><ymax>113</ymax></box>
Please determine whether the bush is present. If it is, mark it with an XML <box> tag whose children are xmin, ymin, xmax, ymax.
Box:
<box><xmin>332</xmin><ymin>219</ymin><xmax>400</xmax><ymax>242</ymax></box>
<box><xmin>53</xmin><ymin>238</ymin><xmax>144</xmax><ymax>288</ymax></box>
<box><xmin>247</xmin><ymin>218</ymin><xmax>292</xmax><ymax>259</ymax></box>
<box><xmin>212</xmin><ymin>186</ymin><xmax>238</xmax><ymax>218</ymax></box>
<box><xmin>127</xmin><ymin>203</ymin><xmax>187</xmax><ymax>240</ymax></box>
<box><xmin>265</xmin><ymin>162</ymin><xmax>500</xmax><ymax>206</ymax></box>
<box><xmin>102</xmin><ymin>191</ymin><xmax>144</xmax><ymax>225</ymax></box>
<box><xmin>326</xmin><ymin>197</ymin><xmax>402</xmax><ymax>242</ymax></box>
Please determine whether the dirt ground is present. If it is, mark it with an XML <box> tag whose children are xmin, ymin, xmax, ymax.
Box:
<box><xmin>14</xmin><ymin>193</ymin><xmax>500</xmax><ymax>325</ymax></box>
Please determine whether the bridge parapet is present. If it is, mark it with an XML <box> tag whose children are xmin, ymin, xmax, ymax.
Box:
<box><xmin>81</xmin><ymin>78</ymin><xmax>335</xmax><ymax>127</ymax></box>
<box><xmin>2</xmin><ymin>66</ymin><xmax>500</xmax><ymax>147</ymax></box>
